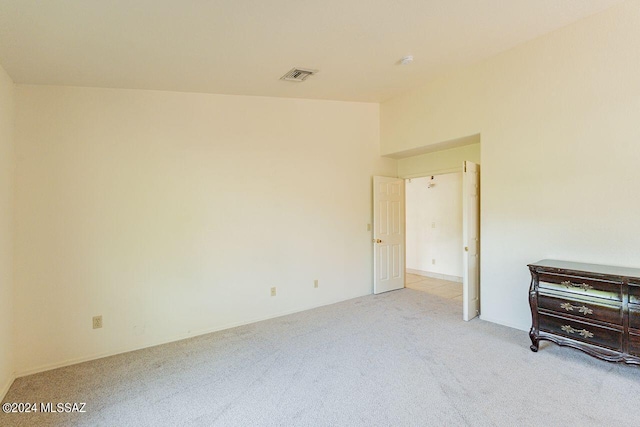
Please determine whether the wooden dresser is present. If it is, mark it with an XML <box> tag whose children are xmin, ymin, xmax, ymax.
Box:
<box><xmin>528</xmin><ymin>259</ymin><xmax>640</xmax><ymax>365</ymax></box>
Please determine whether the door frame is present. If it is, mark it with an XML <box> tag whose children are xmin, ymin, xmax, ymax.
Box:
<box><xmin>402</xmin><ymin>165</ymin><xmax>481</xmax><ymax>318</ymax></box>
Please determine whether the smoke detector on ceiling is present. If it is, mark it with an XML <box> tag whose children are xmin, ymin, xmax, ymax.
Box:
<box><xmin>399</xmin><ymin>55</ymin><xmax>414</xmax><ymax>65</ymax></box>
<box><xmin>280</xmin><ymin>67</ymin><xmax>318</xmax><ymax>82</ymax></box>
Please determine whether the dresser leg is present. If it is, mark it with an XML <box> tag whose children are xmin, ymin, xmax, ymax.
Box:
<box><xmin>529</xmin><ymin>330</ymin><xmax>539</xmax><ymax>352</ymax></box>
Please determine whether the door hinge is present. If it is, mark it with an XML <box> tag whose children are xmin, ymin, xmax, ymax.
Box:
<box><xmin>464</xmin><ymin>162</ymin><xmax>467</xmax><ymax>172</ymax></box>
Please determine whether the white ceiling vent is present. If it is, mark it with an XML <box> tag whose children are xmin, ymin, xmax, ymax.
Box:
<box><xmin>280</xmin><ymin>68</ymin><xmax>318</xmax><ymax>82</ymax></box>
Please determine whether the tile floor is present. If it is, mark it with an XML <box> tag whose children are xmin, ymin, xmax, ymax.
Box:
<box><xmin>405</xmin><ymin>272</ymin><xmax>463</xmax><ymax>301</ymax></box>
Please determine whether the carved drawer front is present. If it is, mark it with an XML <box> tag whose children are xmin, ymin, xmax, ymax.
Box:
<box><xmin>629</xmin><ymin>305</ymin><xmax>640</xmax><ymax>331</ymax></box>
<box><xmin>537</xmin><ymin>272</ymin><xmax>622</xmax><ymax>301</ymax></box>
<box><xmin>538</xmin><ymin>293</ymin><xmax>622</xmax><ymax>325</ymax></box>
<box><xmin>539</xmin><ymin>313</ymin><xmax>623</xmax><ymax>351</ymax></box>
<box><xmin>629</xmin><ymin>283</ymin><xmax>640</xmax><ymax>305</ymax></box>
<box><xmin>629</xmin><ymin>332</ymin><xmax>640</xmax><ymax>357</ymax></box>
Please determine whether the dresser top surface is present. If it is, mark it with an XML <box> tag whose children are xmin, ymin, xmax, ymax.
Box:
<box><xmin>529</xmin><ymin>259</ymin><xmax>640</xmax><ymax>278</ymax></box>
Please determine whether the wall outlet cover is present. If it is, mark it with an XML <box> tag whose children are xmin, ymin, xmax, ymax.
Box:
<box><xmin>93</xmin><ymin>315</ymin><xmax>103</xmax><ymax>329</ymax></box>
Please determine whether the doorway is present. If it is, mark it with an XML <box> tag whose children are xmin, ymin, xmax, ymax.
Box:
<box><xmin>372</xmin><ymin>160</ymin><xmax>480</xmax><ymax>321</ymax></box>
<box><xmin>405</xmin><ymin>173</ymin><xmax>464</xmax><ymax>302</ymax></box>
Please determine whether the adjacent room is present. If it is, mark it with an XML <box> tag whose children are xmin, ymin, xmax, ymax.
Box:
<box><xmin>405</xmin><ymin>173</ymin><xmax>465</xmax><ymax>301</ymax></box>
<box><xmin>2</xmin><ymin>1</ymin><xmax>640</xmax><ymax>426</ymax></box>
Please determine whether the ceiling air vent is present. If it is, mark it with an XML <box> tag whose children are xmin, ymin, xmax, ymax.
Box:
<box><xmin>280</xmin><ymin>67</ymin><xmax>317</xmax><ymax>82</ymax></box>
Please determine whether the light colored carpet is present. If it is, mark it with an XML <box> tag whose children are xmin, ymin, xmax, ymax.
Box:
<box><xmin>405</xmin><ymin>273</ymin><xmax>463</xmax><ymax>301</ymax></box>
<box><xmin>2</xmin><ymin>288</ymin><xmax>639</xmax><ymax>426</ymax></box>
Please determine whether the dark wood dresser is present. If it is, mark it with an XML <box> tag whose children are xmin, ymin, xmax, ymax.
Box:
<box><xmin>529</xmin><ymin>259</ymin><xmax>640</xmax><ymax>365</ymax></box>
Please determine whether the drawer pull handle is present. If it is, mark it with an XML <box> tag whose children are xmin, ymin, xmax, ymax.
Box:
<box><xmin>561</xmin><ymin>324</ymin><xmax>594</xmax><ymax>339</ymax></box>
<box><xmin>561</xmin><ymin>280</ymin><xmax>593</xmax><ymax>291</ymax></box>
<box><xmin>560</xmin><ymin>302</ymin><xmax>594</xmax><ymax>315</ymax></box>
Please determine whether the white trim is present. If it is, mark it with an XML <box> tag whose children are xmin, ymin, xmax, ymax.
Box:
<box><xmin>15</xmin><ymin>292</ymin><xmax>370</xmax><ymax>378</ymax></box>
<box><xmin>406</xmin><ymin>268</ymin><xmax>462</xmax><ymax>283</ymax></box>
<box><xmin>1</xmin><ymin>374</ymin><xmax>15</xmax><ymax>401</ymax></box>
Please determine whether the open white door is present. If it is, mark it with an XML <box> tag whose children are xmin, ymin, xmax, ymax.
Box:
<box><xmin>462</xmin><ymin>161</ymin><xmax>480</xmax><ymax>321</ymax></box>
<box><xmin>373</xmin><ymin>176</ymin><xmax>405</xmax><ymax>294</ymax></box>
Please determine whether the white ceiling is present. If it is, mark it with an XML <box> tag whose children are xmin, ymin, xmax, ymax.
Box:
<box><xmin>0</xmin><ymin>0</ymin><xmax>625</xmax><ymax>102</ymax></box>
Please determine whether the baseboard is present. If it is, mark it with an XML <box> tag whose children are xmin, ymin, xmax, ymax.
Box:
<box><xmin>15</xmin><ymin>292</ymin><xmax>370</xmax><ymax>378</ymax></box>
<box><xmin>406</xmin><ymin>268</ymin><xmax>462</xmax><ymax>283</ymax></box>
<box><xmin>1</xmin><ymin>373</ymin><xmax>15</xmax><ymax>402</ymax></box>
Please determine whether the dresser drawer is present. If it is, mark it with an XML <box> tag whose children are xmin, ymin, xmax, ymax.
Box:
<box><xmin>629</xmin><ymin>283</ymin><xmax>640</xmax><ymax>305</ymax></box>
<box><xmin>629</xmin><ymin>305</ymin><xmax>640</xmax><ymax>331</ymax></box>
<box><xmin>539</xmin><ymin>313</ymin><xmax>622</xmax><ymax>351</ymax></box>
<box><xmin>538</xmin><ymin>292</ymin><xmax>622</xmax><ymax>325</ymax></box>
<box><xmin>537</xmin><ymin>272</ymin><xmax>622</xmax><ymax>301</ymax></box>
<box><xmin>629</xmin><ymin>331</ymin><xmax>640</xmax><ymax>357</ymax></box>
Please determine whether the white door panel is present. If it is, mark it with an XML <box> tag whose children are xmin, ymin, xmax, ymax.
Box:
<box><xmin>373</xmin><ymin>176</ymin><xmax>405</xmax><ymax>294</ymax></box>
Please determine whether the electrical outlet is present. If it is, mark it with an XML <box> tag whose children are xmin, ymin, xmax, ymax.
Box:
<box><xmin>367</xmin><ymin>223</ymin><xmax>371</xmax><ymax>231</ymax></box>
<box><xmin>93</xmin><ymin>315</ymin><xmax>103</xmax><ymax>329</ymax></box>
<box><xmin>314</xmin><ymin>280</ymin><xmax>319</xmax><ymax>288</ymax></box>
<box><xmin>432</xmin><ymin>259</ymin><xmax>436</xmax><ymax>265</ymax></box>
<box><xmin>432</xmin><ymin>222</ymin><xmax>436</xmax><ymax>228</ymax></box>
<box><xmin>270</xmin><ymin>287</ymin><xmax>277</xmax><ymax>297</ymax></box>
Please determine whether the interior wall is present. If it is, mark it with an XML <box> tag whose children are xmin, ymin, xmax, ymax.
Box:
<box><xmin>398</xmin><ymin>143</ymin><xmax>480</xmax><ymax>179</ymax></box>
<box><xmin>405</xmin><ymin>174</ymin><xmax>462</xmax><ymax>280</ymax></box>
<box><xmin>381</xmin><ymin>0</ymin><xmax>640</xmax><ymax>330</ymax></box>
<box><xmin>13</xmin><ymin>85</ymin><xmax>396</xmax><ymax>375</ymax></box>
<box><xmin>0</xmin><ymin>64</ymin><xmax>15</xmax><ymax>398</ymax></box>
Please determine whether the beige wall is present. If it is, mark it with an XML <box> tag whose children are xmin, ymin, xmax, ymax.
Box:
<box><xmin>406</xmin><ymin>174</ymin><xmax>463</xmax><ymax>279</ymax></box>
<box><xmin>381</xmin><ymin>1</ymin><xmax>640</xmax><ymax>330</ymax></box>
<box><xmin>398</xmin><ymin>143</ymin><xmax>480</xmax><ymax>178</ymax></box>
<box><xmin>0</xmin><ymin>64</ymin><xmax>15</xmax><ymax>398</ymax></box>
<box><xmin>14</xmin><ymin>86</ymin><xmax>395</xmax><ymax>375</ymax></box>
